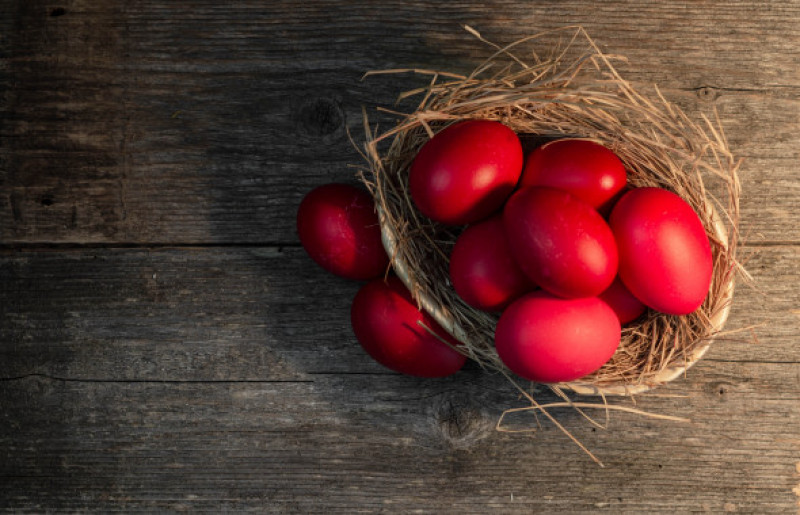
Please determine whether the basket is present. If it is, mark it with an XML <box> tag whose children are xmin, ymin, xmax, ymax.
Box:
<box><xmin>361</xmin><ymin>26</ymin><xmax>741</xmax><ymax>397</ymax></box>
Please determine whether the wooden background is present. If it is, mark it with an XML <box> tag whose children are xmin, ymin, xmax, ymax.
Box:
<box><xmin>2</xmin><ymin>0</ymin><xmax>799</xmax><ymax>512</ymax></box>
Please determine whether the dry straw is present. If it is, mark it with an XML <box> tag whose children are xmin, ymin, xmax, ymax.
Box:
<box><xmin>357</xmin><ymin>26</ymin><xmax>743</xmax><ymax>455</ymax></box>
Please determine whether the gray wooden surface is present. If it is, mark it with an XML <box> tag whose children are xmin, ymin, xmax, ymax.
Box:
<box><xmin>1</xmin><ymin>0</ymin><xmax>799</xmax><ymax>512</ymax></box>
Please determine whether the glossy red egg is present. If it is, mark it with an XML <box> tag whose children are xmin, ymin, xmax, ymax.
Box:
<box><xmin>297</xmin><ymin>183</ymin><xmax>389</xmax><ymax>280</ymax></box>
<box><xmin>520</xmin><ymin>139</ymin><xmax>627</xmax><ymax>212</ymax></box>
<box><xmin>351</xmin><ymin>277</ymin><xmax>466</xmax><ymax>377</ymax></box>
<box><xmin>449</xmin><ymin>215</ymin><xmax>536</xmax><ymax>312</ymax></box>
<box><xmin>598</xmin><ymin>277</ymin><xmax>647</xmax><ymax>324</ymax></box>
<box><xmin>609</xmin><ymin>187</ymin><xmax>713</xmax><ymax>315</ymax></box>
<box><xmin>409</xmin><ymin>120</ymin><xmax>523</xmax><ymax>225</ymax></box>
<box><xmin>495</xmin><ymin>291</ymin><xmax>621</xmax><ymax>383</ymax></box>
<box><xmin>503</xmin><ymin>186</ymin><xmax>618</xmax><ymax>298</ymax></box>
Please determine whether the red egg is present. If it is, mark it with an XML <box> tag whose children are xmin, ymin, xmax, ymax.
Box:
<box><xmin>599</xmin><ymin>277</ymin><xmax>647</xmax><ymax>324</ymax></box>
<box><xmin>495</xmin><ymin>291</ymin><xmax>621</xmax><ymax>383</ymax></box>
<box><xmin>609</xmin><ymin>187</ymin><xmax>713</xmax><ymax>315</ymax></box>
<box><xmin>503</xmin><ymin>186</ymin><xmax>618</xmax><ymax>298</ymax></box>
<box><xmin>409</xmin><ymin>120</ymin><xmax>523</xmax><ymax>225</ymax></box>
<box><xmin>449</xmin><ymin>215</ymin><xmax>536</xmax><ymax>312</ymax></box>
<box><xmin>297</xmin><ymin>183</ymin><xmax>389</xmax><ymax>280</ymax></box>
<box><xmin>351</xmin><ymin>277</ymin><xmax>466</xmax><ymax>377</ymax></box>
<box><xmin>520</xmin><ymin>139</ymin><xmax>627</xmax><ymax>212</ymax></box>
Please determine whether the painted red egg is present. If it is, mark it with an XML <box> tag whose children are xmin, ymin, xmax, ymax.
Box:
<box><xmin>297</xmin><ymin>183</ymin><xmax>389</xmax><ymax>280</ymax></box>
<box><xmin>609</xmin><ymin>187</ymin><xmax>713</xmax><ymax>315</ymax></box>
<box><xmin>494</xmin><ymin>291</ymin><xmax>621</xmax><ymax>383</ymax></box>
<box><xmin>449</xmin><ymin>215</ymin><xmax>536</xmax><ymax>312</ymax></box>
<box><xmin>520</xmin><ymin>139</ymin><xmax>627</xmax><ymax>212</ymax></box>
<box><xmin>503</xmin><ymin>186</ymin><xmax>618</xmax><ymax>298</ymax></box>
<box><xmin>598</xmin><ymin>277</ymin><xmax>647</xmax><ymax>324</ymax></box>
<box><xmin>409</xmin><ymin>120</ymin><xmax>523</xmax><ymax>225</ymax></box>
<box><xmin>351</xmin><ymin>277</ymin><xmax>466</xmax><ymax>377</ymax></box>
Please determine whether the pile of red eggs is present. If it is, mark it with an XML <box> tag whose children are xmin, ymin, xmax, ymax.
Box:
<box><xmin>297</xmin><ymin>120</ymin><xmax>713</xmax><ymax>383</ymax></box>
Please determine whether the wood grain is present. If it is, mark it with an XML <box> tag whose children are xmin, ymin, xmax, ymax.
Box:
<box><xmin>0</xmin><ymin>246</ymin><xmax>796</xmax><ymax>382</ymax></box>
<box><xmin>1</xmin><ymin>362</ymin><xmax>798</xmax><ymax>512</ymax></box>
<box><xmin>0</xmin><ymin>246</ymin><xmax>798</xmax><ymax>511</ymax></box>
<box><xmin>2</xmin><ymin>0</ymin><xmax>799</xmax><ymax>512</ymax></box>
<box><xmin>1</xmin><ymin>0</ymin><xmax>798</xmax><ymax>244</ymax></box>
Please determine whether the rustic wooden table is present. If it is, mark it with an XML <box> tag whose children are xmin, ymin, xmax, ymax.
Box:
<box><xmin>2</xmin><ymin>1</ymin><xmax>799</xmax><ymax>512</ymax></box>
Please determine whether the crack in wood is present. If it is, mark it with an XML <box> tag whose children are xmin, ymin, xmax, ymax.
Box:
<box><xmin>0</xmin><ymin>373</ymin><xmax>314</xmax><ymax>384</ymax></box>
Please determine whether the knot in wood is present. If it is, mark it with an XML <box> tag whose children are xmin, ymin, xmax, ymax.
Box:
<box><xmin>40</xmin><ymin>193</ymin><xmax>55</xmax><ymax>207</ymax></box>
<box><xmin>706</xmin><ymin>380</ymin><xmax>735</xmax><ymax>401</ymax></box>
<box><xmin>297</xmin><ymin>97</ymin><xmax>344</xmax><ymax>137</ymax></box>
<box><xmin>434</xmin><ymin>393</ymin><xmax>489</xmax><ymax>448</ymax></box>
<box><xmin>696</xmin><ymin>86</ymin><xmax>718</xmax><ymax>102</ymax></box>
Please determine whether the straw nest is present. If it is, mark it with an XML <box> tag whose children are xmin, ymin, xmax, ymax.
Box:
<box><xmin>358</xmin><ymin>26</ymin><xmax>742</xmax><ymax>398</ymax></box>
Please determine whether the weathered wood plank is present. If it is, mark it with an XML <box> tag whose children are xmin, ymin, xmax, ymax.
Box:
<box><xmin>2</xmin><ymin>1</ymin><xmax>799</xmax><ymax>512</ymax></box>
<box><xmin>1</xmin><ymin>360</ymin><xmax>798</xmax><ymax>512</ymax></box>
<box><xmin>0</xmin><ymin>246</ymin><xmax>359</xmax><ymax>381</ymax></box>
<box><xmin>0</xmin><ymin>246</ymin><xmax>796</xmax><ymax>382</ymax></box>
<box><xmin>1</xmin><ymin>0</ymin><xmax>798</xmax><ymax>244</ymax></box>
